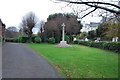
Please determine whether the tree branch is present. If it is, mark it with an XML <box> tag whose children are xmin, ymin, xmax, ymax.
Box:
<box><xmin>81</xmin><ymin>8</ymin><xmax>97</xmax><ymax>19</ymax></box>
<box><xmin>68</xmin><ymin>1</ymin><xmax>120</xmax><ymax>9</ymax></box>
<box><xmin>85</xmin><ymin>3</ymin><xmax>120</xmax><ymax>14</ymax></box>
<box><xmin>56</xmin><ymin>0</ymin><xmax>120</xmax><ymax>14</ymax></box>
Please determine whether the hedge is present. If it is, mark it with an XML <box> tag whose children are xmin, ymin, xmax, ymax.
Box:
<box><xmin>74</xmin><ymin>40</ymin><xmax>120</xmax><ymax>53</ymax></box>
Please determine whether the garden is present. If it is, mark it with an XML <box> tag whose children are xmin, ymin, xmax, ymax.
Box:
<box><xmin>4</xmin><ymin>12</ymin><xmax>119</xmax><ymax>78</ymax></box>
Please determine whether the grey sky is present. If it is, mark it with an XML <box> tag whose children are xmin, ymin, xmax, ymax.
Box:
<box><xmin>0</xmin><ymin>0</ymin><xmax>65</xmax><ymax>27</ymax></box>
<box><xmin>0</xmin><ymin>0</ymin><xmax>104</xmax><ymax>29</ymax></box>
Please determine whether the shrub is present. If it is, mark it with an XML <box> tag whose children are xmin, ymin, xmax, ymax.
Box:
<box><xmin>15</xmin><ymin>37</ymin><xmax>19</xmax><ymax>43</ymax></box>
<box><xmin>47</xmin><ymin>37</ymin><xmax>55</xmax><ymax>44</ymax></box>
<box><xmin>103</xmin><ymin>42</ymin><xmax>120</xmax><ymax>53</ymax></box>
<box><xmin>79</xmin><ymin>41</ymin><xmax>90</xmax><ymax>46</ymax></box>
<box><xmin>65</xmin><ymin>35</ymin><xmax>70</xmax><ymax>43</ymax></box>
<box><xmin>15</xmin><ymin>36</ymin><xmax>21</xmax><ymax>43</ymax></box>
<box><xmin>73</xmin><ymin>40</ymin><xmax>79</xmax><ymax>44</ymax></box>
<box><xmin>89</xmin><ymin>42</ymin><xmax>104</xmax><ymax>49</ymax></box>
<box><xmin>31</xmin><ymin>36</ymin><xmax>35</xmax><ymax>43</ymax></box>
<box><xmin>103</xmin><ymin>42</ymin><xmax>110</xmax><ymax>50</ymax></box>
<box><xmin>34</xmin><ymin>36</ymin><xmax>42</xmax><ymax>43</ymax></box>
<box><xmin>15</xmin><ymin>36</ymin><xmax>28</xmax><ymax>43</ymax></box>
<box><xmin>74</xmin><ymin>41</ymin><xmax>120</xmax><ymax>53</ymax></box>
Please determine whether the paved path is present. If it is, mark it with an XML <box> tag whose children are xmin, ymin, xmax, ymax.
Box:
<box><xmin>2</xmin><ymin>43</ymin><xmax>60</xmax><ymax>78</ymax></box>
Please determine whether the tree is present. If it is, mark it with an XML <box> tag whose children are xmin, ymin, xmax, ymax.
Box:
<box><xmin>105</xmin><ymin>23</ymin><xmax>120</xmax><ymax>38</ymax></box>
<box><xmin>96</xmin><ymin>23</ymin><xmax>108</xmax><ymax>39</ymax></box>
<box><xmin>20</xmin><ymin>12</ymin><xmax>38</xmax><ymax>42</ymax></box>
<box><xmin>80</xmin><ymin>32</ymin><xmax>87</xmax><ymax>39</ymax></box>
<box><xmin>43</xmin><ymin>13</ymin><xmax>82</xmax><ymax>42</ymax></box>
<box><xmin>96</xmin><ymin>20</ymin><xmax>120</xmax><ymax>40</ymax></box>
<box><xmin>95</xmin><ymin>14</ymin><xmax>120</xmax><ymax>41</ymax></box>
<box><xmin>5</xmin><ymin>26</ymin><xmax>19</xmax><ymax>38</ymax></box>
<box><xmin>7</xmin><ymin>26</ymin><xmax>18</xmax><ymax>32</ymax></box>
<box><xmin>37</xmin><ymin>20</ymin><xmax>46</xmax><ymax>42</ymax></box>
<box><xmin>37</xmin><ymin>20</ymin><xmax>45</xmax><ymax>33</ymax></box>
<box><xmin>87</xmin><ymin>30</ymin><xmax>96</xmax><ymax>40</ymax></box>
<box><xmin>53</xmin><ymin>0</ymin><xmax>120</xmax><ymax>20</ymax></box>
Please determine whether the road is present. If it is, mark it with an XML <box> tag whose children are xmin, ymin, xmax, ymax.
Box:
<box><xmin>2</xmin><ymin>43</ymin><xmax>60</xmax><ymax>78</ymax></box>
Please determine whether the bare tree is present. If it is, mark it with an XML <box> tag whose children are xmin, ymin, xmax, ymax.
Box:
<box><xmin>38</xmin><ymin>20</ymin><xmax>45</xmax><ymax>33</ymax></box>
<box><xmin>7</xmin><ymin>26</ymin><xmax>18</xmax><ymax>32</ymax></box>
<box><xmin>20</xmin><ymin>12</ymin><xmax>38</xmax><ymax>42</ymax></box>
<box><xmin>52</xmin><ymin>0</ymin><xmax>120</xmax><ymax>20</ymax></box>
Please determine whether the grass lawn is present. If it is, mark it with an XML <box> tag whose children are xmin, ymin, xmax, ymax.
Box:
<box><xmin>28</xmin><ymin>43</ymin><xmax>118</xmax><ymax>78</ymax></box>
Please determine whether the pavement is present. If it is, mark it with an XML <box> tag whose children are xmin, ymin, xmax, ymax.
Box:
<box><xmin>2</xmin><ymin>43</ymin><xmax>60</xmax><ymax>78</ymax></box>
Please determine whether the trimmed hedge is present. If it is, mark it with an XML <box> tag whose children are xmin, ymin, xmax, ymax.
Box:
<box><xmin>74</xmin><ymin>40</ymin><xmax>120</xmax><ymax>53</ymax></box>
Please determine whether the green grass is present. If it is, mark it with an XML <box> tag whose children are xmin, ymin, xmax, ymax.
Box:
<box><xmin>28</xmin><ymin>43</ymin><xmax>118</xmax><ymax>78</ymax></box>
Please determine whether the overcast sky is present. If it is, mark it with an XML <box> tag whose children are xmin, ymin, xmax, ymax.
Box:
<box><xmin>0</xmin><ymin>0</ymin><xmax>102</xmax><ymax>29</ymax></box>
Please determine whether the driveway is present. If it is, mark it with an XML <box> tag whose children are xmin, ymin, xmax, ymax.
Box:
<box><xmin>2</xmin><ymin>43</ymin><xmax>60</xmax><ymax>78</ymax></box>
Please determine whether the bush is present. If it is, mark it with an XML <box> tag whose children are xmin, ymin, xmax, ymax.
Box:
<box><xmin>89</xmin><ymin>42</ymin><xmax>104</xmax><ymax>49</ymax></box>
<box><xmin>103</xmin><ymin>42</ymin><xmax>120</xmax><ymax>53</ymax></box>
<box><xmin>15</xmin><ymin>36</ymin><xmax>28</xmax><ymax>43</ymax></box>
<box><xmin>73</xmin><ymin>40</ymin><xmax>79</xmax><ymax>44</ymax></box>
<box><xmin>15</xmin><ymin>36</ymin><xmax>21</xmax><ymax>43</ymax></box>
<box><xmin>47</xmin><ymin>37</ymin><xmax>55</xmax><ymax>44</ymax></box>
<box><xmin>65</xmin><ymin>35</ymin><xmax>70</xmax><ymax>43</ymax></box>
<box><xmin>79</xmin><ymin>41</ymin><xmax>91</xmax><ymax>46</ymax></box>
<box><xmin>34</xmin><ymin>36</ymin><xmax>42</xmax><ymax>43</ymax></box>
<box><xmin>74</xmin><ymin>41</ymin><xmax>120</xmax><ymax>53</ymax></box>
<box><xmin>15</xmin><ymin>37</ymin><xmax>19</xmax><ymax>43</ymax></box>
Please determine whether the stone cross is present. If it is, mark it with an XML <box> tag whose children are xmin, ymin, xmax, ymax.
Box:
<box><xmin>61</xmin><ymin>23</ymin><xmax>65</xmax><ymax>41</ymax></box>
<box><xmin>56</xmin><ymin>23</ymin><xmax>71</xmax><ymax>47</ymax></box>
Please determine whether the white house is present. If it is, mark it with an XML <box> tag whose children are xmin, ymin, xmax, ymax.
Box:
<box><xmin>81</xmin><ymin>22</ymin><xmax>100</xmax><ymax>32</ymax></box>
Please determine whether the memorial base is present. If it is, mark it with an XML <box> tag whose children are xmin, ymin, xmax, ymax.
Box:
<box><xmin>57</xmin><ymin>41</ymin><xmax>71</xmax><ymax>48</ymax></box>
